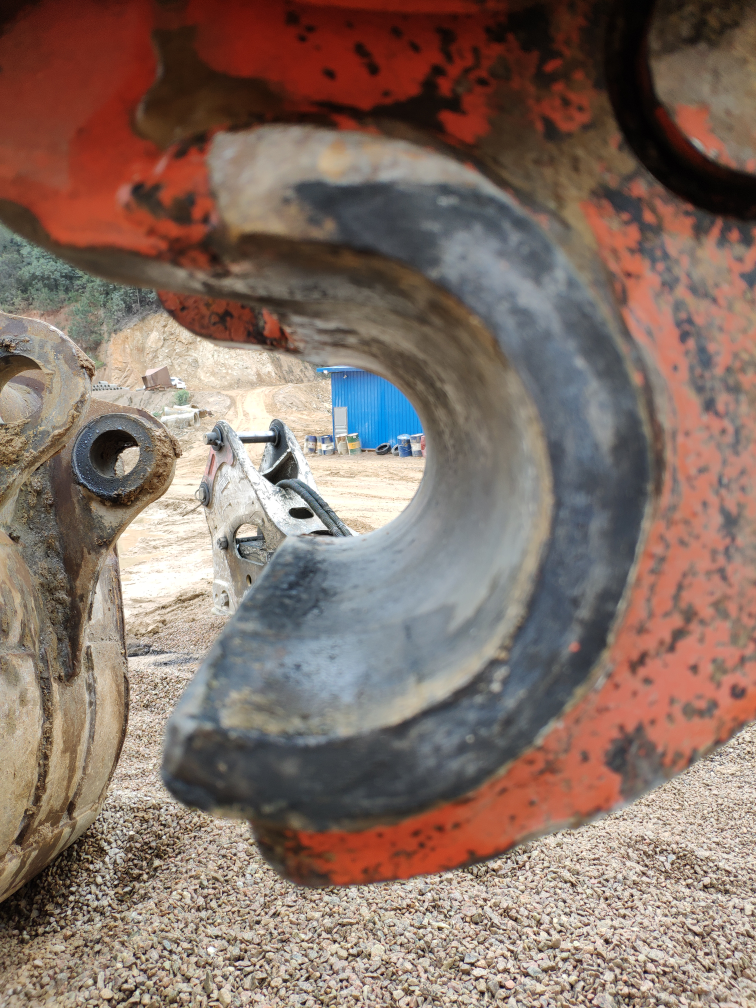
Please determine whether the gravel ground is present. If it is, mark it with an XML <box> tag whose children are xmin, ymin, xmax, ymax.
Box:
<box><xmin>2</xmin><ymin>640</ymin><xmax>756</xmax><ymax>1008</ymax></box>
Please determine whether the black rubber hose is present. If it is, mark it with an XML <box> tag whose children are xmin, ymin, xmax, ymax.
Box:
<box><xmin>277</xmin><ymin>478</ymin><xmax>353</xmax><ymax>537</ymax></box>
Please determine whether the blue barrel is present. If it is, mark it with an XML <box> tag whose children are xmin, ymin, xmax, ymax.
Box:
<box><xmin>397</xmin><ymin>434</ymin><xmax>412</xmax><ymax>458</ymax></box>
<box><xmin>304</xmin><ymin>435</ymin><xmax>318</xmax><ymax>455</ymax></box>
<box><xmin>320</xmin><ymin>434</ymin><xmax>335</xmax><ymax>455</ymax></box>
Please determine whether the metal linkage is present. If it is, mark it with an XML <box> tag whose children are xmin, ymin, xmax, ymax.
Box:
<box><xmin>238</xmin><ymin>430</ymin><xmax>278</xmax><ymax>445</ymax></box>
<box><xmin>204</xmin><ymin>428</ymin><xmax>279</xmax><ymax>448</ymax></box>
<box><xmin>0</xmin><ymin>313</ymin><xmax>178</xmax><ymax>903</ymax></box>
<box><xmin>196</xmin><ymin>419</ymin><xmax>351</xmax><ymax>616</ymax></box>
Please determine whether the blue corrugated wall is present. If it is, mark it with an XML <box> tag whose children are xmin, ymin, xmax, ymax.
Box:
<box><xmin>321</xmin><ymin>368</ymin><xmax>423</xmax><ymax>450</ymax></box>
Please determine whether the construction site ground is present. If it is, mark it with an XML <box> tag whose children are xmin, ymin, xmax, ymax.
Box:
<box><xmin>3</xmin><ymin>383</ymin><xmax>756</xmax><ymax>1008</ymax></box>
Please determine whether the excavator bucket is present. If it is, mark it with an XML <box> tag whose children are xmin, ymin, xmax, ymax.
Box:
<box><xmin>2</xmin><ymin>0</ymin><xmax>756</xmax><ymax>885</ymax></box>
<box><xmin>0</xmin><ymin>313</ymin><xmax>179</xmax><ymax>902</ymax></box>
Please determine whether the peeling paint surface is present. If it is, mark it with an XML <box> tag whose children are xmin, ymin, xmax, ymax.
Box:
<box><xmin>3</xmin><ymin>0</ymin><xmax>756</xmax><ymax>885</ymax></box>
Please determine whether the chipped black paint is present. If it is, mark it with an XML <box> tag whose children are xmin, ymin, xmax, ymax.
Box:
<box><xmin>606</xmin><ymin>723</ymin><xmax>665</xmax><ymax>799</ymax></box>
<box><xmin>319</xmin><ymin>64</ymin><xmax>462</xmax><ymax>134</ymax></box>
<box><xmin>681</xmin><ymin>699</ymin><xmax>718</xmax><ymax>720</ymax></box>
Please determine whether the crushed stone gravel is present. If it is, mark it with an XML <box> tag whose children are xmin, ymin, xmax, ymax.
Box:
<box><xmin>3</xmin><ymin>644</ymin><xmax>756</xmax><ymax>1008</ymax></box>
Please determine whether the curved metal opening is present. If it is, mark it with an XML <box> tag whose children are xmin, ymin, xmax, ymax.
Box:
<box><xmin>0</xmin><ymin>354</ymin><xmax>43</xmax><ymax>424</ymax></box>
<box><xmin>89</xmin><ymin>429</ymin><xmax>140</xmax><ymax>479</ymax></box>
<box><xmin>157</xmin><ymin>126</ymin><xmax>649</xmax><ymax>826</ymax></box>
<box><xmin>607</xmin><ymin>0</ymin><xmax>756</xmax><ymax>218</ymax></box>
<box><xmin>73</xmin><ymin>414</ymin><xmax>158</xmax><ymax>502</ymax></box>
<box><xmin>193</xmin><ymin>285</ymin><xmax>552</xmax><ymax>739</ymax></box>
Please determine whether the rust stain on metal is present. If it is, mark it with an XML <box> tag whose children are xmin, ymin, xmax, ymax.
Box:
<box><xmin>135</xmin><ymin>25</ymin><xmax>286</xmax><ymax>151</ymax></box>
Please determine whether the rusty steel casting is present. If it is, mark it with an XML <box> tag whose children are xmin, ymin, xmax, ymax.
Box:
<box><xmin>2</xmin><ymin>1</ymin><xmax>756</xmax><ymax>886</ymax></box>
<box><xmin>0</xmin><ymin>312</ymin><xmax>179</xmax><ymax>903</ymax></box>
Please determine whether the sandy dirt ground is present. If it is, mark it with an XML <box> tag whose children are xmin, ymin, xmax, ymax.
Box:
<box><xmin>3</xmin><ymin>389</ymin><xmax>756</xmax><ymax>1008</ymax></box>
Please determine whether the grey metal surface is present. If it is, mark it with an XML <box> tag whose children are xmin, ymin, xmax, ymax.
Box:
<box><xmin>199</xmin><ymin>420</ymin><xmax>333</xmax><ymax>617</ymax></box>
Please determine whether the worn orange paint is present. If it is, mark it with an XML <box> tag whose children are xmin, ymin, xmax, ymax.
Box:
<box><xmin>2</xmin><ymin>0</ymin><xmax>756</xmax><ymax>884</ymax></box>
<box><xmin>0</xmin><ymin>0</ymin><xmax>601</xmax><ymax>256</ymax></box>
<box><xmin>158</xmin><ymin>293</ymin><xmax>299</xmax><ymax>352</ymax></box>
<box><xmin>673</xmin><ymin>105</ymin><xmax>736</xmax><ymax>167</ymax></box>
<box><xmin>0</xmin><ymin>0</ymin><xmax>157</xmax><ymax>249</ymax></box>
<box><xmin>297</xmin><ymin>1</ymin><xmax>508</xmax><ymax>10</ymax></box>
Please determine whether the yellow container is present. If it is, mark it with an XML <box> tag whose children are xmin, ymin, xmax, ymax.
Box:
<box><xmin>346</xmin><ymin>433</ymin><xmax>361</xmax><ymax>455</ymax></box>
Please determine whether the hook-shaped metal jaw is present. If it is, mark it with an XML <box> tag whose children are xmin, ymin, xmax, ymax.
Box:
<box><xmin>155</xmin><ymin>127</ymin><xmax>652</xmax><ymax>872</ymax></box>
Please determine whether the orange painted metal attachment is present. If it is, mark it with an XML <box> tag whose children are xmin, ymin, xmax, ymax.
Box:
<box><xmin>2</xmin><ymin>0</ymin><xmax>756</xmax><ymax>886</ymax></box>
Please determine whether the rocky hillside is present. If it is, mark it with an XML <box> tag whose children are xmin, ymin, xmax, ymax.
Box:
<box><xmin>101</xmin><ymin>311</ymin><xmax>319</xmax><ymax>390</ymax></box>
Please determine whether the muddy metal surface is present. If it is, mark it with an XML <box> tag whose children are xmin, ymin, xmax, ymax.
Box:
<box><xmin>0</xmin><ymin>313</ymin><xmax>178</xmax><ymax>905</ymax></box>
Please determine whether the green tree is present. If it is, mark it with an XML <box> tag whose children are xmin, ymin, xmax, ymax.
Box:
<box><xmin>0</xmin><ymin>225</ymin><xmax>160</xmax><ymax>357</ymax></box>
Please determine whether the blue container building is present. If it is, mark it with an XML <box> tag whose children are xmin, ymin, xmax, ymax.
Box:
<box><xmin>316</xmin><ymin>367</ymin><xmax>423</xmax><ymax>450</ymax></box>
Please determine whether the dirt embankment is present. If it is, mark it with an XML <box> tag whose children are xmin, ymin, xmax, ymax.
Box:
<box><xmin>12</xmin><ymin>306</ymin><xmax>73</xmax><ymax>332</ymax></box>
<box><xmin>101</xmin><ymin>312</ymin><xmax>319</xmax><ymax>390</ymax></box>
